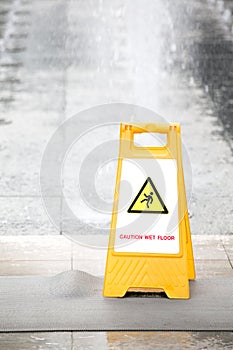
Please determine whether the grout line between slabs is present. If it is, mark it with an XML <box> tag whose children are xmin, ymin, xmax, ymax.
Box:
<box><xmin>222</xmin><ymin>242</ymin><xmax>233</xmax><ymax>270</ymax></box>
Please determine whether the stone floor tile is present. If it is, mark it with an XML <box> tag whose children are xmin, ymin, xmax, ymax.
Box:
<box><xmin>223</xmin><ymin>245</ymin><xmax>233</xmax><ymax>259</ymax></box>
<box><xmin>194</xmin><ymin>260</ymin><xmax>233</xmax><ymax>278</ymax></box>
<box><xmin>72</xmin><ymin>240</ymin><xmax>107</xmax><ymax>261</ymax></box>
<box><xmin>0</xmin><ymin>260</ymin><xmax>71</xmax><ymax>276</ymax></box>
<box><xmin>191</xmin><ymin>235</ymin><xmax>223</xmax><ymax>245</ymax></box>
<box><xmin>192</xmin><ymin>243</ymin><xmax>227</xmax><ymax>260</ymax></box>
<box><xmin>72</xmin><ymin>332</ymin><xmax>108</xmax><ymax>349</ymax></box>
<box><xmin>221</xmin><ymin>236</ymin><xmax>233</xmax><ymax>245</ymax></box>
<box><xmin>0</xmin><ymin>235</ymin><xmax>71</xmax><ymax>261</ymax></box>
<box><xmin>72</xmin><ymin>331</ymin><xmax>233</xmax><ymax>350</ymax></box>
<box><xmin>0</xmin><ymin>332</ymin><xmax>71</xmax><ymax>350</ymax></box>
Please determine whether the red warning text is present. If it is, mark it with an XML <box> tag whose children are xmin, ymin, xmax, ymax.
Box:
<box><xmin>119</xmin><ymin>234</ymin><xmax>143</xmax><ymax>240</ymax></box>
<box><xmin>145</xmin><ymin>235</ymin><xmax>156</xmax><ymax>240</ymax></box>
<box><xmin>157</xmin><ymin>235</ymin><xmax>175</xmax><ymax>240</ymax></box>
<box><xmin>119</xmin><ymin>234</ymin><xmax>175</xmax><ymax>241</ymax></box>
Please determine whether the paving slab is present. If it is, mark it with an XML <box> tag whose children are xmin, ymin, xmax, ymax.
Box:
<box><xmin>192</xmin><ymin>244</ymin><xmax>227</xmax><ymax>260</ymax></box>
<box><xmin>0</xmin><ymin>236</ymin><xmax>71</xmax><ymax>261</ymax></box>
<box><xmin>0</xmin><ymin>260</ymin><xmax>71</xmax><ymax>276</ymax></box>
<box><xmin>72</xmin><ymin>331</ymin><xmax>233</xmax><ymax>350</ymax></box>
<box><xmin>0</xmin><ymin>332</ymin><xmax>72</xmax><ymax>350</ymax></box>
<box><xmin>195</xmin><ymin>259</ymin><xmax>233</xmax><ymax>278</ymax></box>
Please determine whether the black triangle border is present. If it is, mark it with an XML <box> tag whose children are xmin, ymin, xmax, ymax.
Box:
<box><xmin>127</xmin><ymin>177</ymin><xmax>168</xmax><ymax>214</ymax></box>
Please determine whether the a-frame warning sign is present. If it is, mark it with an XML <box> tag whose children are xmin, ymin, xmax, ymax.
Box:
<box><xmin>128</xmin><ymin>177</ymin><xmax>168</xmax><ymax>214</ymax></box>
<box><xmin>103</xmin><ymin>123</ymin><xmax>196</xmax><ymax>299</ymax></box>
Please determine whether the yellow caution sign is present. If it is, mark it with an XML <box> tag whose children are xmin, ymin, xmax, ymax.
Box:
<box><xmin>103</xmin><ymin>123</ymin><xmax>195</xmax><ymax>299</ymax></box>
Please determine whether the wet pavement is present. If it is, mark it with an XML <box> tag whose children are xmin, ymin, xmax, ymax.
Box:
<box><xmin>167</xmin><ymin>0</ymin><xmax>233</xmax><ymax>149</ymax></box>
<box><xmin>0</xmin><ymin>0</ymin><xmax>233</xmax><ymax>348</ymax></box>
<box><xmin>0</xmin><ymin>331</ymin><xmax>233</xmax><ymax>350</ymax></box>
<box><xmin>0</xmin><ymin>234</ymin><xmax>232</xmax><ymax>346</ymax></box>
<box><xmin>0</xmin><ymin>0</ymin><xmax>233</xmax><ymax>237</ymax></box>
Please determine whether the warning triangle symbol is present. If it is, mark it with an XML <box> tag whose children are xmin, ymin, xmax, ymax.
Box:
<box><xmin>128</xmin><ymin>177</ymin><xmax>168</xmax><ymax>214</ymax></box>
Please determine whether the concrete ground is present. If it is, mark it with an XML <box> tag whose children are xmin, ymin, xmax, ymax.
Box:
<box><xmin>0</xmin><ymin>0</ymin><xmax>233</xmax><ymax>348</ymax></box>
<box><xmin>0</xmin><ymin>234</ymin><xmax>232</xmax><ymax>349</ymax></box>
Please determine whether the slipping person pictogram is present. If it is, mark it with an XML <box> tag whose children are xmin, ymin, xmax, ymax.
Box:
<box><xmin>128</xmin><ymin>177</ymin><xmax>168</xmax><ymax>214</ymax></box>
<box><xmin>140</xmin><ymin>191</ymin><xmax>154</xmax><ymax>208</ymax></box>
